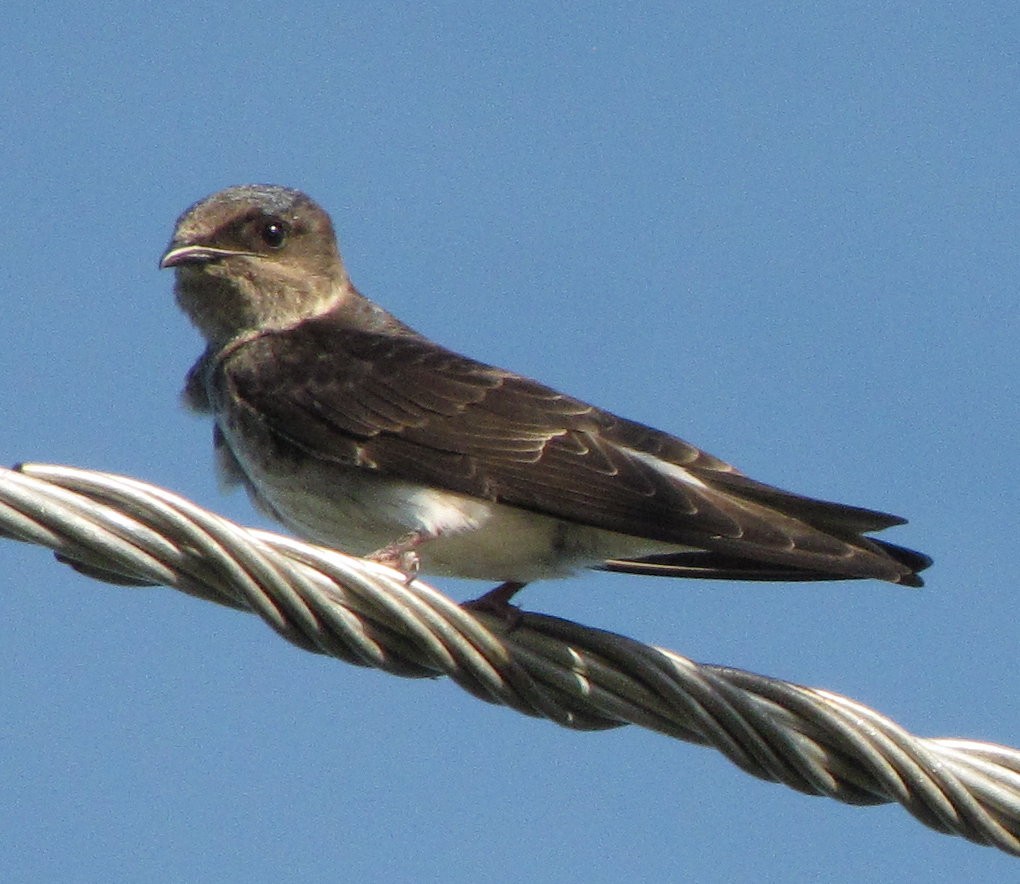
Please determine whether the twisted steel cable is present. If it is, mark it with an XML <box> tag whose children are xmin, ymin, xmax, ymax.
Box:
<box><xmin>1</xmin><ymin>462</ymin><xmax>1018</xmax><ymax>855</ymax></box>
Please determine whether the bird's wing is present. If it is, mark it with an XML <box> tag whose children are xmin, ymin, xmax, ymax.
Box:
<box><xmin>217</xmin><ymin>317</ymin><xmax>925</xmax><ymax>583</ymax></box>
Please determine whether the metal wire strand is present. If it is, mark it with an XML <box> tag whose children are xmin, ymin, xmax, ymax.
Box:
<box><xmin>1</xmin><ymin>462</ymin><xmax>1018</xmax><ymax>855</ymax></box>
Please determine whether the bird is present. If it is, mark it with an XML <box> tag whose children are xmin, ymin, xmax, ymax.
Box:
<box><xmin>160</xmin><ymin>184</ymin><xmax>931</xmax><ymax>604</ymax></box>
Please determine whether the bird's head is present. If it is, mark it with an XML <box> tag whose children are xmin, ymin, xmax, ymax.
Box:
<box><xmin>161</xmin><ymin>185</ymin><xmax>350</xmax><ymax>346</ymax></box>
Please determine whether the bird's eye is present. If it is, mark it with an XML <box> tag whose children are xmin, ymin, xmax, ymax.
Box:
<box><xmin>260</xmin><ymin>219</ymin><xmax>288</xmax><ymax>249</ymax></box>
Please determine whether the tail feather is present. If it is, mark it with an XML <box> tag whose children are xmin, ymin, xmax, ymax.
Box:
<box><xmin>601</xmin><ymin>538</ymin><xmax>931</xmax><ymax>587</ymax></box>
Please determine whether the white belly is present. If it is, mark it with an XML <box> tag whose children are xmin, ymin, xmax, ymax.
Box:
<box><xmin>237</xmin><ymin>451</ymin><xmax>677</xmax><ymax>581</ymax></box>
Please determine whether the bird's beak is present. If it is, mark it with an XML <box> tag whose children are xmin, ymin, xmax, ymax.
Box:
<box><xmin>159</xmin><ymin>244</ymin><xmax>251</xmax><ymax>269</ymax></box>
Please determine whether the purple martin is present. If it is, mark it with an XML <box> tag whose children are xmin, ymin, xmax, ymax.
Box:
<box><xmin>161</xmin><ymin>184</ymin><xmax>930</xmax><ymax>599</ymax></box>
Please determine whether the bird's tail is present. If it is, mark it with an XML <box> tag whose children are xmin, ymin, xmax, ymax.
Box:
<box><xmin>601</xmin><ymin>538</ymin><xmax>931</xmax><ymax>586</ymax></box>
<box><xmin>602</xmin><ymin>469</ymin><xmax>932</xmax><ymax>586</ymax></box>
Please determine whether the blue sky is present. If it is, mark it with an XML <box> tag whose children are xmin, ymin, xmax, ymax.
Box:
<box><xmin>2</xmin><ymin>3</ymin><xmax>1018</xmax><ymax>881</ymax></box>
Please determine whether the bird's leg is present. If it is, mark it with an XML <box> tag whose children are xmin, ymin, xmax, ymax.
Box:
<box><xmin>367</xmin><ymin>530</ymin><xmax>431</xmax><ymax>583</ymax></box>
<box><xmin>462</xmin><ymin>581</ymin><xmax>528</xmax><ymax>626</ymax></box>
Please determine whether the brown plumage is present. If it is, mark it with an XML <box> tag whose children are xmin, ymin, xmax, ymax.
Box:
<box><xmin>162</xmin><ymin>185</ymin><xmax>931</xmax><ymax>593</ymax></box>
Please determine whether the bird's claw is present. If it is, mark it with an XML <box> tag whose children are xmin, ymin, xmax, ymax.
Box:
<box><xmin>462</xmin><ymin>581</ymin><xmax>528</xmax><ymax>628</ymax></box>
<box><xmin>368</xmin><ymin>531</ymin><xmax>426</xmax><ymax>583</ymax></box>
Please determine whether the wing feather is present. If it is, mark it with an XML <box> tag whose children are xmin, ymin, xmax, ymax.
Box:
<box><xmin>213</xmin><ymin>315</ymin><xmax>928</xmax><ymax>583</ymax></box>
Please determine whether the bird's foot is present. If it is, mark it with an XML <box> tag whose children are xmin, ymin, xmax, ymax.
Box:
<box><xmin>367</xmin><ymin>531</ymin><xmax>427</xmax><ymax>584</ymax></box>
<box><xmin>462</xmin><ymin>581</ymin><xmax>528</xmax><ymax>629</ymax></box>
